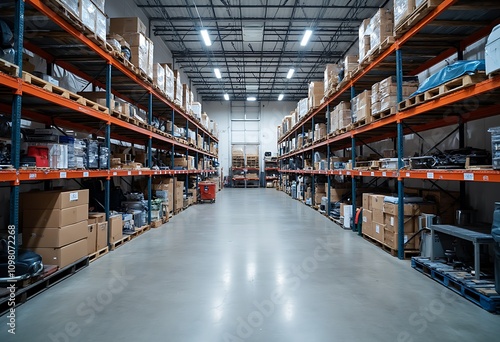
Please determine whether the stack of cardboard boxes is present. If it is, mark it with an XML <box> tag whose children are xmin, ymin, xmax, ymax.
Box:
<box><xmin>110</xmin><ymin>17</ymin><xmax>154</xmax><ymax>79</ymax></box>
<box><xmin>308</xmin><ymin>82</ymin><xmax>324</xmax><ymax>111</ymax></box>
<box><xmin>153</xmin><ymin>179</ymin><xmax>174</xmax><ymax>214</ymax></box>
<box><xmin>329</xmin><ymin>101</ymin><xmax>351</xmax><ymax>134</ymax></box>
<box><xmin>323</xmin><ymin>64</ymin><xmax>341</xmax><ymax>96</ymax></box>
<box><xmin>351</xmin><ymin>90</ymin><xmax>372</xmax><ymax>124</ymax></box>
<box><xmin>359</xmin><ymin>9</ymin><xmax>394</xmax><ymax>62</ymax></box>
<box><xmin>22</xmin><ymin>190</ymin><xmax>89</xmax><ymax>268</ymax></box>
<box><xmin>174</xmin><ymin>178</ymin><xmax>185</xmax><ymax>212</ymax></box>
<box><xmin>371</xmin><ymin>76</ymin><xmax>418</xmax><ymax>115</ymax></box>
<box><xmin>79</xmin><ymin>0</ymin><xmax>107</xmax><ymax>43</ymax></box>
<box><xmin>362</xmin><ymin>193</ymin><xmax>437</xmax><ymax>251</ymax></box>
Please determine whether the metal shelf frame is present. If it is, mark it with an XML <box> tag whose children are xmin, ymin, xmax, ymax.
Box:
<box><xmin>277</xmin><ymin>1</ymin><xmax>500</xmax><ymax>259</ymax></box>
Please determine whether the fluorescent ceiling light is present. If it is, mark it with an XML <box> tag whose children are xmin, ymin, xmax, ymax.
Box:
<box><xmin>200</xmin><ymin>29</ymin><xmax>212</xmax><ymax>46</ymax></box>
<box><xmin>247</xmin><ymin>96</ymin><xmax>257</xmax><ymax>101</ymax></box>
<box><xmin>286</xmin><ymin>68</ymin><xmax>295</xmax><ymax>79</ymax></box>
<box><xmin>300</xmin><ymin>29</ymin><xmax>313</xmax><ymax>46</ymax></box>
<box><xmin>224</xmin><ymin>93</ymin><xmax>229</xmax><ymax>101</ymax></box>
<box><xmin>214</xmin><ymin>68</ymin><xmax>222</xmax><ymax>79</ymax></box>
<box><xmin>278</xmin><ymin>94</ymin><xmax>284</xmax><ymax>101</ymax></box>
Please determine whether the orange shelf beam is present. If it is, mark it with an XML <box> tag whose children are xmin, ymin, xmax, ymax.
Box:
<box><xmin>401</xmin><ymin>169</ymin><xmax>500</xmax><ymax>182</ymax></box>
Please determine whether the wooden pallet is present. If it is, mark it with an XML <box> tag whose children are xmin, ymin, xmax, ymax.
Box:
<box><xmin>395</xmin><ymin>0</ymin><xmax>442</xmax><ymax>37</ymax></box>
<box><xmin>361</xmin><ymin>36</ymin><xmax>396</xmax><ymax>66</ymax></box>
<box><xmin>0</xmin><ymin>58</ymin><xmax>19</xmax><ymax>77</ymax></box>
<box><xmin>398</xmin><ymin>93</ymin><xmax>426</xmax><ymax>111</ymax></box>
<box><xmin>46</xmin><ymin>0</ymin><xmax>83</xmax><ymax>30</ymax></box>
<box><xmin>150</xmin><ymin>219</ymin><xmax>163</xmax><ymax>228</ymax></box>
<box><xmin>89</xmin><ymin>246</ymin><xmax>109</xmax><ymax>262</ymax></box>
<box><xmin>23</xmin><ymin>72</ymin><xmax>81</xmax><ymax>101</ymax></box>
<box><xmin>352</xmin><ymin>118</ymin><xmax>369</xmax><ymax>128</ymax></box>
<box><xmin>110</xmin><ymin>235</ymin><xmax>132</xmax><ymax>250</ymax></box>
<box><xmin>372</xmin><ymin>106</ymin><xmax>397</xmax><ymax>120</ymax></box>
<box><xmin>76</xmin><ymin>96</ymin><xmax>110</xmax><ymax>114</ymax></box>
<box><xmin>424</xmin><ymin>73</ymin><xmax>487</xmax><ymax>101</ymax></box>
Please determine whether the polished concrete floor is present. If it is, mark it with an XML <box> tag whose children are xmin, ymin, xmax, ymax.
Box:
<box><xmin>2</xmin><ymin>188</ymin><xmax>500</xmax><ymax>342</ymax></box>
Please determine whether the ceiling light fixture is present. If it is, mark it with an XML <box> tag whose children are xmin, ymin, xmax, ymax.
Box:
<box><xmin>200</xmin><ymin>29</ymin><xmax>212</xmax><ymax>46</ymax></box>
<box><xmin>224</xmin><ymin>93</ymin><xmax>229</xmax><ymax>101</ymax></box>
<box><xmin>247</xmin><ymin>96</ymin><xmax>257</xmax><ymax>102</ymax></box>
<box><xmin>278</xmin><ymin>94</ymin><xmax>284</xmax><ymax>101</ymax></box>
<box><xmin>214</xmin><ymin>68</ymin><xmax>222</xmax><ymax>79</ymax></box>
<box><xmin>300</xmin><ymin>29</ymin><xmax>313</xmax><ymax>46</ymax></box>
<box><xmin>286</xmin><ymin>68</ymin><xmax>295</xmax><ymax>79</ymax></box>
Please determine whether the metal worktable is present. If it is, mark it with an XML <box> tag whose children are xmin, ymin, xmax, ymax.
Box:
<box><xmin>430</xmin><ymin>224</ymin><xmax>495</xmax><ymax>280</ymax></box>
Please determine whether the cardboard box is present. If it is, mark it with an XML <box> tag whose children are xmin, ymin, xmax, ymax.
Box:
<box><xmin>109</xmin><ymin>17</ymin><xmax>146</xmax><ymax>35</ymax></box>
<box><xmin>362</xmin><ymin>193</ymin><xmax>372</xmax><ymax>210</ymax></box>
<box><xmin>21</xmin><ymin>189</ymin><xmax>89</xmax><ymax>210</ymax></box>
<box><xmin>315</xmin><ymin>192</ymin><xmax>326</xmax><ymax>205</ymax></box>
<box><xmin>362</xmin><ymin>209</ymin><xmax>373</xmax><ymax>236</ymax></box>
<box><xmin>96</xmin><ymin>222</ymin><xmax>108</xmax><ymax>250</ymax></box>
<box><xmin>383</xmin><ymin>202</ymin><xmax>437</xmax><ymax>216</ymax></box>
<box><xmin>88</xmin><ymin>212</ymin><xmax>106</xmax><ymax>225</ymax></box>
<box><xmin>384</xmin><ymin>213</ymin><xmax>414</xmax><ymax>233</ymax></box>
<box><xmin>370</xmin><ymin>194</ymin><xmax>385</xmax><ymax>211</ymax></box>
<box><xmin>384</xmin><ymin>229</ymin><xmax>418</xmax><ymax>250</ymax></box>
<box><xmin>87</xmin><ymin>223</ymin><xmax>97</xmax><ymax>254</ymax></box>
<box><xmin>372</xmin><ymin>209</ymin><xmax>384</xmax><ymax>224</ymax></box>
<box><xmin>330</xmin><ymin>188</ymin><xmax>350</xmax><ymax>202</ymax></box>
<box><xmin>109</xmin><ymin>215</ymin><xmax>123</xmax><ymax>243</ymax></box>
<box><xmin>32</xmin><ymin>238</ymin><xmax>88</xmax><ymax>268</ymax></box>
<box><xmin>372</xmin><ymin>222</ymin><xmax>385</xmax><ymax>243</ymax></box>
<box><xmin>23</xmin><ymin>205</ymin><xmax>88</xmax><ymax>228</ymax></box>
<box><xmin>23</xmin><ymin>221</ymin><xmax>88</xmax><ymax>248</ymax></box>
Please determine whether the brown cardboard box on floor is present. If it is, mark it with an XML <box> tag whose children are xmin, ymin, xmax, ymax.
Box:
<box><xmin>96</xmin><ymin>222</ymin><xmax>108</xmax><ymax>250</ymax></box>
<box><xmin>315</xmin><ymin>192</ymin><xmax>326</xmax><ymax>205</ymax></box>
<box><xmin>384</xmin><ymin>213</ymin><xmax>415</xmax><ymax>233</ymax></box>
<box><xmin>87</xmin><ymin>223</ymin><xmax>98</xmax><ymax>254</ymax></box>
<box><xmin>371</xmin><ymin>222</ymin><xmax>385</xmax><ymax>243</ymax></box>
<box><xmin>32</xmin><ymin>238</ymin><xmax>88</xmax><ymax>268</ymax></box>
<box><xmin>23</xmin><ymin>220</ymin><xmax>89</xmax><ymax>248</ymax></box>
<box><xmin>384</xmin><ymin>229</ymin><xmax>419</xmax><ymax>250</ymax></box>
<box><xmin>23</xmin><ymin>205</ymin><xmax>88</xmax><ymax>228</ymax></box>
<box><xmin>21</xmin><ymin>189</ymin><xmax>89</xmax><ymax>209</ymax></box>
<box><xmin>362</xmin><ymin>209</ymin><xmax>373</xmax><ymax>236</ymax></box>
<box><xmin>109</xmin><ymin>215</ymin><xmax>123</xmax><ymax>243</ymax></box>
<box><xmin>88</xmin><ymin>212</ymin><xmax>106</xmax><ymax>225</ymax></box>
<box><xmin>362</xmin><ymin>193</ymin><xmax>373</xmax><ymax>210</ymax></box>
<box><xmin>372</xmin><ymin>209</ymin><xmax>384</xmax><ymax>224</ymax></box>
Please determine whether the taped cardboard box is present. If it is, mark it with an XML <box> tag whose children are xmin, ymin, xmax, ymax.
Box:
<box><xmin>371</xmin><ymin>222</ymin><xmax>385</xmax><ymax>243</ymax></box>
<box><xmin>87</xmin><ymin>223</ymin><xmax>98</xmax><ymax>254</ymax></box>
<box><xmin>109</xmin><ymin>17</ymin><xmax>147</xmax><ymax>35</ymax></box>
<box><xmin>32</xmin><ymin>238</ymin><xmax>88</xmax><ymax>268</ymax></box>
<box><xmin>362</xmin><ymin>209</ymin><xmax>373</xmax><ymax>236</ymax></box>
<box><xmin>21</xmin><ymin>189</ymin><xmax>89</xmax><ymax>210</ymax></box>
<box><xmin>23</xmin><ymin>220</ymin><xmax>89</xmax><ymax>248</ymax></box>
<box><xmin>96</xmin><ymin>222</ymin><xmax>108</xmax><ymax>250</ymax></box>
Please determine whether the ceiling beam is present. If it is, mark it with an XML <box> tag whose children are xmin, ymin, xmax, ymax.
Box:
<box><xmin>140</xmin><ymin>4</ymin><xmax>380</xmax><ymax>9</ymax></box>
<box><xmin>150</xmin><ymin>17</ymin><xmax>366</xmax><ymax>23</ymax></box>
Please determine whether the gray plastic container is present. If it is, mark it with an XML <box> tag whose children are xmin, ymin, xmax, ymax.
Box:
<box><xmin>488</xmin><ymin>127</ymin><xmax>500</xmax><ymax>169</ymax></box>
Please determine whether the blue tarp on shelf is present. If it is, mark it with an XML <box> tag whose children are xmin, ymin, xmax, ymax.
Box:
<box><xmin>412</xmin><ymin>60</ymin><xmax>486</xmax><ymax>96</ymax></box>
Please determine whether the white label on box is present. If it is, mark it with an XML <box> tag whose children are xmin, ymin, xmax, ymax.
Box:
<box><xmin>382</xmin><ymin>172</ymin><xmax>387</xmax><ymax>177</ymax></box>
<box><xmin>29</xmin><ymin>173</ymin><xmax>36</xmax><ymax>179</ymax></box>
<box><xmin>371</xmin><ymin>172</ymin><xmax>375</xmax><ymax>176</ymax></box>
<box><xmin>464</xmin><ymin>173</ymin><xmax>474</xmax><ymax>181</ymax></box>
<box><xmin>404</xmin><ymin>235</ymin><xmax>409</xmax><ymax>244</ymax></box>
<box><xmin>60</xmin><ymin>172</ymin><xmax>67</xmax><ymax>178</ymax></box>
<box><xmin>391</xmin><ymin>217</ymin><xmax>394</xmax><ymax>226</ymax></box>
<box><xmin>363</xmin><ymin>216</ymin><xmax>367</xmax><ymax>222</ymax></box>
<box><xmin>83</xmin><ymin>172</ymin><xmax>89</xmax><ymax>177</ymax></box>
<box><xmin>69</xmin><ymin>192</ymin><xmax>79</xmax><ymax>201</ymax></box>
<box><xmin>375</xmin><ymin>224</ymin><xmax>380</xmax><ymax>233</ymax></box>
<box><xmin>427</xmin><ymin>172</ymin><xmax>434</xmax><ymax>179</ymax></box>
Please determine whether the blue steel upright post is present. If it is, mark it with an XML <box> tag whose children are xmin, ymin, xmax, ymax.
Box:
<box><xmin>147</xmin><ymin>93</ymin><xmax>153</xmax><ymax>224</ymax></box>
<box><xmin>350</xmin><ymin>86</ymin><xmax>357</xmax><ymax>231</ymax></box>
<box><xmin>396</xmin><ymin>48</ymin><xmax>405</xmax><ymax>260</ymax></box>
<box><xmin>10</xmin><ymin>0</ymin><xmax>25</xmax><ymax>260</ymax></box>
<box><xmin>103</xmin><ymin>65</ymin><xmax>112</xmax><ymax>249</ymax></box>
<box><xmin>171</xmin><ymin>110</ymin><xmax>175</xmax><ymax>169</ymax></box>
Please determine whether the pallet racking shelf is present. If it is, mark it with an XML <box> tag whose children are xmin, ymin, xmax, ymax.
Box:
<box><xmin>277</xmin><ymin>0</ymin><xmax>500</xmax><ymax>259</ymax></box>
<box><xmin>0</xmin><ymin>0</ymin><xmax>220</xmax><ymax>261</ymax></box>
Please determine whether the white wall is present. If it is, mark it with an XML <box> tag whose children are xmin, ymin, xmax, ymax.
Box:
<box><xmin>202</xmin><ymin>100</ymin><xmax>296</xmax><ymax>174</ymax></box>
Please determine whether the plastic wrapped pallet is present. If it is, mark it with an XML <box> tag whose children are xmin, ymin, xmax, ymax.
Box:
<box><xmin>394</xmin><ymin>0</ymin><xmax>416</xmax><ymax>28</ymax></box>
<box><xmin>344</xmin><ymin>55</ymin><xmax>358</xmax><ymax>77</ymax></box>
<box><xmin>163</xmin><ymin>64</ymin><xmax>175</xmax><ymax>100</ymax></box>
<box><xmin>367</xmin><ymin>9</ymin><xmax>394</xmax><ymax>55</ymax></box>
<box><xmin>91</xmin><ymin>0</ymin><xmax>105</xmax><ymax>12</ymax></box>
<box><xmin>191</xmin><ymin>102</ymin><xmax>202</xmax><ymax>119</ymax></box>
<box><xmin>308</xmin><ymin>81</ymin><xmax>324</xmax><ymax>110</ymax></box>
<box><xmin>182</xmin><ymin>84</ymin><xmax>191</xmax><ymax>111</ymax></box>
<box><xmin>80</xmin><ymin>0</ymin><xmax>97</xmax><ymax>33</ymax></box>
<box><xmin>95</xmin><ymin>8</ymin><xmax>106</xmax><ymax>42</ymax></box>
<box><xmin>371</xmin><ymin>82</ymin><xmax>381</xmax><ymax>114</ymax></box>
<box><xmin>323</xmin><ymin>64</ymin><xmax>340</xmax><ymax>94</ymax></box>
<box><xmin>153</xmin><ymin>64</ymin><xmax>165</xmax><ymax>93</ymax></box>
<box><xmin>147</xmin><ymin>37</ymin><xmax>154</xmax><ymax>79</ymax></box>
<box><xmin>298</xmin><ymin>98</ymin><xmax>309</xmax><ymax>118</ymax></box>
<box><xmin>358</xmin><ymin>19</ymin><xmax>371</xmax><ymax>62</ymax></box>
<box><xmin>352</xmin><ymin>90</ymin><xmax>371</xmax><ymax>123</ymax></box>
<box><xmin>60</xmin><ymin>0</ymin><xmax>79</xmax><ymax>16</ymax></box>
<box><xmin>109</xmin><ymin>17</ymin><xmax>147</xmax><ymax>36</ymax></box>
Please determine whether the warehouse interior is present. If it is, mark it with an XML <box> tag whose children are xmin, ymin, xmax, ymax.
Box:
<box><xmin>1</xmin><ymin>0</ymin><xmax>500</xmax><ymax>340</ymax></box>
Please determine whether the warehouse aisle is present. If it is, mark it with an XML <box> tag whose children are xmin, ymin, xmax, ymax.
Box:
<box><xmin>2</xmin><ymin>189</ymin><xmax>500</xmax><ymax>342</ymax></box>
